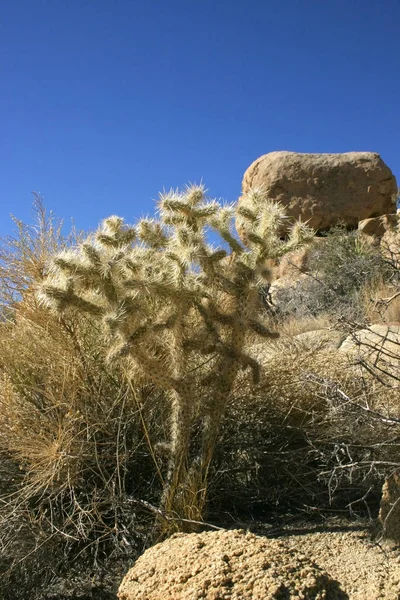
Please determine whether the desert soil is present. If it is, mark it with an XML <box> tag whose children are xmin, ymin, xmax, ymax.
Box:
<box><xmin>284</xmin><ymin>528</ymin><xmax>399</xmax><ymax>600</ymax></box>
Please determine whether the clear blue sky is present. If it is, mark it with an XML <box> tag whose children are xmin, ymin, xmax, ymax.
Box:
<box><xmin>1</xmin><ymin>0</ymin><xmax>399</xmax><ymax>237</ymax></box>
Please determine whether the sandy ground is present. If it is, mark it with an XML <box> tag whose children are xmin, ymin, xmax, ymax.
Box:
<box><xmin>284</xmin><ymin>528</ymin><xmax>400</xmax><ymax>600</ymax></box>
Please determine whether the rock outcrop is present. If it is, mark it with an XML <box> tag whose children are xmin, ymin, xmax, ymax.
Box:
<box><xmin>358</xmin><ymin>213</ymin><xmax>400</xmax><ymax>266</ymax></box>
<box><xmin>240</xmin><ymin>151</ymin><xmax>397</xmax><ymax>232</ymax></box>
<box><xmin>339</xmin><ymin>324</ymin><xmax>400</xmax><ymax>361</ymax></box>
<box><xmin>118</xmin><ymin>529</ymin><xmax>346</xmax><ymax>600</ymax></box>
<box><xmin>358</xmin><ymin>213</ymin><xmax>399</xmax><ymax>238</ymax></box>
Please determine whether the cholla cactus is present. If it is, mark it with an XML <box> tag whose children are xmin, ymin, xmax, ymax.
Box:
<box><xmin>38</xmin><ymin>184</ymin><xmax>313</xmax><ymax>524</ymax></box>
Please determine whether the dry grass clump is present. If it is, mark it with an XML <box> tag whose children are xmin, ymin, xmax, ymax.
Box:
<box><xmin>0</xmin><ymin>304</ymin><xmax>144</xmax><ymax>500</ymax></box>
<box><xmin>0</xmin><ymin>308</ymin><xmax>158</xmax><ymax>592</ymax></box>
<box><xmin>273</xmin><ymin>314</ymin><xmax>333</xmax><ymax>337</ymax></box>
<box><xmin>0</xmin><ymin>200</ymin><xmax>159</xmax><ymax>598</ymax></box>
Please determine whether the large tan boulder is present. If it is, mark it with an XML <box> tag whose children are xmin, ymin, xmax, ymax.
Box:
<box><xmin>118</xmin><ymin>529</ymin><xmax>346</xmax><ymax>600</ymax></box>
<box><xmin>379</xmin><ymin>470</ymin><xmax>400</xmax><ymax>543</ymax></box>
<box><xmin>240</xmin><ymin>151</ymin><xmax>397</xmax><ymax>232</ymax></box>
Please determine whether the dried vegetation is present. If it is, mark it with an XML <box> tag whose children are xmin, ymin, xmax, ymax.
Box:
<box><xmin>0</xmin><ymin>193</ymin><xmax>399</xmax><ymax>599</ymax></box>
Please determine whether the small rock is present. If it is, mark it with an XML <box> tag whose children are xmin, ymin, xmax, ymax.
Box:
<box><xmin>379</xmin><ymin>470</ymin><xmax>400</xmax><ymax>543</ymax></box>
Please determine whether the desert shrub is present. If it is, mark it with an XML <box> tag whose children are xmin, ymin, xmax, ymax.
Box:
<box><xmin>275</xmin><ymin>225</ymin><xmax>389</xmax><ymax>322</ymax></box>
<box><xmin>364</xmin><ymin>228</ymin><xmax>400</xmax><ymax>324</ymax></box>
<box><xmin>342</xmin><ymin>232</ymin><xmax>400</xmax><ymax>389</ymax></box>
<box><xmin>209</xmin><ymin>345</ymin><xmax>400</xmax><ymax>524</ymax></box>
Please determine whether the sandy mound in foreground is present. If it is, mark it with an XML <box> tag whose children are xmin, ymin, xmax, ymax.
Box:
<box><xmin>118</xmin><ymin>529</ymin><xmax>346</xmax><ymax>599</ymax></box>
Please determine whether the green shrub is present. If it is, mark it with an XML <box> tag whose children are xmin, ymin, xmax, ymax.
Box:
<box><xmin>275</xmin><ymin>225</ymin><xmax>389</xmax><ymax>322</ymax></box>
